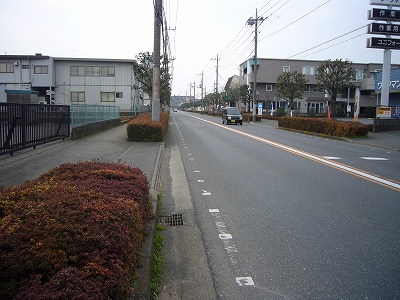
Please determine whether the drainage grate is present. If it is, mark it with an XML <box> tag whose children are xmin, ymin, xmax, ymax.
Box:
<box><xmin>159</xmin><ymin>212</ymin><xmax>187</xmax><ymax>227</ymax></box>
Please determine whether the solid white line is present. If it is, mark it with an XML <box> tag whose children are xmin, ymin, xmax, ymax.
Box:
<box><xmin>183</xmin><ymin>113</ymin><xmax>400</xmax><ymax>191</ymax></box>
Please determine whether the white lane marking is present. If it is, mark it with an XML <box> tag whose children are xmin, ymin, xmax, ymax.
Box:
<box><xmin>219</xmin><ymin>233</ymin><xmax>232</xmax><ymax>239</ymax></box>
<box><xmin>194</xmin><ymin>170</ymin><xmax>200</xmax><ymax>173</ymax></box>
<box><xmin>189</xmin><ymin>158</ymin><xmax>194</xmax><ymax>160</ymax></box>
<box><xmin>209</xmin><ymin>209</ymin><xmax>239</xmax><ymax>263</ymax></box>
<box><xmin>182</xmin><ymin>113</ymin><xmax>400</xmax><ymax>191</ymax></box>
<box><xmin>202</xmin><ymin>190</ymin><xmax>211</xmax><ymax>195</ymax></box>
<box><xmin>360</xmin><ymin>157</ymin><xmax>389</xmax><ymax>161</ymax></box>
<box><xmin>323</xmin><ymin>156</ymin><xmax>341</xmax><ymax>160</ymax></box>
<box><xmin>198</xmin><ymin>179</ymin><xmax>205</xmax><ymax>182</ymax></box>
<box><xmin>236</xmin><ymin>277</ymin><xmax>255</xmax><ymax>286</ymax></box>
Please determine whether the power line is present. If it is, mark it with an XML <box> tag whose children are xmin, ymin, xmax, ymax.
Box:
<box><xmin>260</xmin><ymin>0</ymin><xmax>332</xmax><ymax>41</ymax></box>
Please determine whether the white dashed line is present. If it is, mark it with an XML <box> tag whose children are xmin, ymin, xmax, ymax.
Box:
<box><xmin>323</xmin><ymin>156</ymin><xmax>341</xmax><ymax>160</ymax></box>
<box><xmin>236</xmin><ymin>277</ymin><xmax>255</xmax><ymax>286</ymax></box>
<box><xmin>360</xmin><ymin>157</ymin><xmax>389</xmax><ymax>161</ymax></box>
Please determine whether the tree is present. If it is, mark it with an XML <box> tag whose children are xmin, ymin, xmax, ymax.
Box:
<box><xmin>132</xmin><ymin>52</ymin><xmax>172</xmax><ymax>110</ymax></box>
<box><xmin>316</xmin><ymin>59</ymin><xmax>355</xmax><ymax>118</ymax></box>
<box><xmin>160</xmin><ymin>60</ymin><xmax>171</xmax><ymax>108</ymax></box>
<box><xmin>132</xmin><ymin>52</ymin><xmax>153</xmax><ymax>99</ymax></box>
<box><xmin>276</xmin><ymin>71</ymin><xmax>308</xmax><ymax>117</ymax></box>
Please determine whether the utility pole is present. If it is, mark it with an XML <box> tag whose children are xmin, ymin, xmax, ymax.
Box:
<box><xmin>247</xmin><ymin>10</ymin><xmax>264</xmax><ymax>122</ymax></box>
<box><xmin>192</xmin><ymin>81</ymin><xmax>196</xmax><ymax>102</ymax></box>
<box><xmin>212</xmin><ymin>55</ymin><xmax>220</xmax><ymax>107</ymax></box>
<box><xmin>198</xmin><ymin>72</ymin><xmax>204</xmax><ymax>101</ymax></box>
<box><xmin>152</xmin><ymin>0</ymin><xmax>162</xmax><ymax>121</ymax></box>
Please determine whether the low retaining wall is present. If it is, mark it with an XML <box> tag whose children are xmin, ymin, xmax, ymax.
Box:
<box><xmin>373</xmin><ymin>118</ymin><xmax>400</xmax><ymax>132</ymax></box>
<box><xmin>71</xmin><ymin>119</ymin><xmax>121</xmax><ymax>140</ymax></box>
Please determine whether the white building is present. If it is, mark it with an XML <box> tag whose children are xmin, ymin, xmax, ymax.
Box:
<box><xmin>0</xmin><ymin>54</ymin><xmax>143</xmax><ymax>112</ymax></box>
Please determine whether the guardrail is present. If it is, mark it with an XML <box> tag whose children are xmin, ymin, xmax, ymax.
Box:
<box><xmin>71</xmin><ymin>104</ymin><xmax>120</xmax><ymax>127</ymax></box>
<box><xmin>0</xmin><ymin>103</ymin><xmax>70</xmax><ymax>156</ymax></box>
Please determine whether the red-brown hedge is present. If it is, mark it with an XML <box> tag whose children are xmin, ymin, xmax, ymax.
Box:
<box><xmin>278</xmin><ymin>117</ymin><xmax>368</xmax><ymax>137</ymax></box>
<box><xmin>127</xmin><ymin>112</ymin><xmax>169</xmax><ymax>142</ymax></box>
<box><xmin>0</xmin><ymin>161</ymin><xmax>152</xmax><ymax>299</ymax></box>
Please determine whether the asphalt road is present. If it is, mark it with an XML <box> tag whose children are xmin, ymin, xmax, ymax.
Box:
<box><xmin>166</xmin><ymin>111</ymin><xmax>400</xmax><ymax>300</ymax></box>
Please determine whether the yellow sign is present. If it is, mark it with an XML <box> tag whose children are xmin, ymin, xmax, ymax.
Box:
<box><xmin>377</xmin><ymin>106</ymin><xmax>392</xmax><ymax>118</ymax></box>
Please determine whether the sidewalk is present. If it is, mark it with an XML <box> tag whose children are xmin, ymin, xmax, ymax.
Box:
<box><xmin>259</xmin><ymin>118</ymin><xmax>400</xmax><ymax>151</ymax></box>
<box><xmin>0</xmin><ymin>123</ymin><xmax>162</xmax><ymax>187</ymax></box>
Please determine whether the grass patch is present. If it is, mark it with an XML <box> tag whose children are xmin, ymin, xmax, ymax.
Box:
<box><xmin>151</xmin><ymin>193</ymin><xmax>166</xmax><ymax>299</ymax></box>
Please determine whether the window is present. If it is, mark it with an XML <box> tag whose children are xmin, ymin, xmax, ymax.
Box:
<box><xmin>101</xmin><ymin>92</ymin><xmax>115</xmax><ymax>102</ymax></box>
<box><xmin>302</xmin><ymin>66</ymin><xmax>315</xmax><ymax>75</ymax></box>
<box><xmin>22</xmin><ymin>65</ymin><xmax>30</xmax><ymax>69</ymax></box>
<box><xmin>34</xmin><ymin>65</ymin><xmax>48</xmax><ymax>74</ymax></box>
<box><xmin>70</xmin><ymin>66</ymin><xmax>85</xmax><ymax>76</ymax></box>
<box><xmin>101</xmin><ymin>66</ymin><xmax>115</xmax><ymax>77</ymax></box>
<box><xmin>283</xmin><ymin>66</ymin><xmax>290</xmax><ymax>72</ymax></box>
<box><xmin>355</xmin><ymin>68</ymin><xmax>366</xmax><ymax>81</ymax></box>
<box><xmin>304</xmin><ymin>85</ymin><xmax>311</xmax><ymax>92</ymax></box>
<box><xmin>71</xmin><ymin>92</ymin><xmax>85</xmax><ymax>102</ymax></box>
<box><xmin>266</xmin><ymin>84</ymin><xmax>272</xmax><ymax>91</ymax></box>
<box><xmin>116</xmin><ymin>92</ymin><xmax>123</xmax><ymax>98</ymax></box>
<box><xmin>0</xmin><ymin>62</ymin><xmax>14</xmax><ymax>73</ymax></box>
<box><xmin>86</xmin><ymin>66</ymin><xmax>100</xmax><ymax>76</ymax></box>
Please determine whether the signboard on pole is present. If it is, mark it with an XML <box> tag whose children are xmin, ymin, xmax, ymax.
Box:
<box><xmin>368</xmin><ymin>22</ymin><xmax>400</xmax><ymax>35</ymax></box>
<box><xmin>367</xmin><ymin>37</ymin><xmax>400</xmax><ymax>49</ymax></box>
<box><xmin>369</xmin><ymin>8</ymin><xmax>400</xmax><ymax>21</ymax></box>
<box><xmin>370</xmin><ymin>0</ymin><xmax>400</xmax><ymax>6</ymax></box>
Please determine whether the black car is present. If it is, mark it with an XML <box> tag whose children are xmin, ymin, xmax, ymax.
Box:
<box><xmin>222</xmin><ymin>107</ymin><xmax>243</xmax><ymax>125</ymax></box>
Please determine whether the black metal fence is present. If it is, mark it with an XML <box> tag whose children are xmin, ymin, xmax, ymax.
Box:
<box><xmin>0</xmin><ymin>103</ymin><xmax>70</xmax><ymax>156</ymax></box>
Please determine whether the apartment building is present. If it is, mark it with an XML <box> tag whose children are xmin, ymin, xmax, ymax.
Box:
<box><xmin>239</xmin><ymin>58</ymin><xmax>400</xmax><ymax>115</ymax></box>
<box><xmin>0</xmin><ymin>54</ymin><xmax>142</xmax><ymax>112</ymax></box>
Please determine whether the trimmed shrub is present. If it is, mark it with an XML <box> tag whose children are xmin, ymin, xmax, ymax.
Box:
<box><xmin>242</xmin><ymin>113</ymin><xmax>261</xmax><ymax>122</ymax></box>
<box><xmin>0</xmin><ymin>161</ymin><xmax>152</xmax><ymax>299</ymax></box>
<box><xmin>278</xmin><ymin>117</ymin><xmax>368</xmax><ymax>137</ymax></box>
<box><xmin>127</xmin><ymin>112</ymin><xmax>169</xmax><ymax>142</ymax></box>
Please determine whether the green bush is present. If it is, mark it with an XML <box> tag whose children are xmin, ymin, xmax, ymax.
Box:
<box><xmin>364</xmin><ymin>106</ymin><xmax>375</xmax><ymax>118</ymax></box>
<box><xmin>277</xmin><ymin>107</ymin><xmax>287</xmax><ymax>117</ymax></box>
<box><xmin>127</xmin><ymin>112</ymin><xmax>169</xmax><ymax>142</ymax></box>
<box><xmin>0</xmin><ymin>161</ymin><xmax>152</xmax><ymax>299</ymax></box>
<box><xmin>336</xmin><ymin>106</ymin><xmax>345</xmax><ymax>117</ymax></box>
<box><xmin>278</xmin><ymin>117</ymin><xmax>368</xmax><ymax>137</ymax></box>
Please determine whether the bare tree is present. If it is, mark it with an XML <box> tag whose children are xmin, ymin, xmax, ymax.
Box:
<box><xmin>316</xmin><ymin>59</ymin><xmax>355</xmax><ymax>118</ymax></box>
<box><xmin>276</xmin><ymin>71</ymin><xmax>308</xmax><ymax>117</ymax></box>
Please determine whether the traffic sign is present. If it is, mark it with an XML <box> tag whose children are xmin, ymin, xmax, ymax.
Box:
<box><xmin>370</xmin><ymin>0</ymin><xmax>400</xmax><ymax>6</ymax></box>
<box><xmin>369</xmin><ymin>8</ymin><xmax>400</xmax><ymax>21</ymax></box>
<box><xmin>368</xmin><ymin>22</ymin><xmax>400</xmax><ymax>35</ymax></box>
<box><xmin>367</xmin><ymin>36</ymin><xmax>400</xmax><ymax>49</ymax></box>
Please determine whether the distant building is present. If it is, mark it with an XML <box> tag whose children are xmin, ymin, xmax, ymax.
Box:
<box><xmin>240</xmin><ymin>57</ymin><xmax>400</xmax><ymax>115</ymax></box>
<box><xmin>0</xmin><ymin>54</ymin><xmax>143</xmax><ymax>112</ymax></box>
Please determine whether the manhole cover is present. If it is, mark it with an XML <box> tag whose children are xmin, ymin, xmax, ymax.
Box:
<box><xmin>159</xmin><ymin>212</ymin><xmax>186</xmax><ymax>227</ymax></box>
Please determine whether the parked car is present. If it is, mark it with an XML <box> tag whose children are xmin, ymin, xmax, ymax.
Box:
<box><xmin>173</xmin><ymin>108</ymin><xmax>177</xmax><ymax>112</ymax></box>
<box><xmin>222</xmin><ymin>107</ymin><xmax>243</xmax><ymax>125</ymax></box>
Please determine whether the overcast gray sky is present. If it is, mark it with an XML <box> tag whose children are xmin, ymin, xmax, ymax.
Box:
<box><xmin>1</xmin><ymin>0</ymin><xmax>399</xmax><ymax>97</ymax></box>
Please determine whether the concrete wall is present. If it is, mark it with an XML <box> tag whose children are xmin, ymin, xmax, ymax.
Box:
<box><xmin>71</xmin><ymin>118</ymin><xmax>122</xmax><ymax>140</ymax></box>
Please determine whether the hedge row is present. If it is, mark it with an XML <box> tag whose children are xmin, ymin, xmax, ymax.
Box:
<box><xmin>0</xmin><ymin>161</ymin><xmax>152</xmax><ymax>299</ymax></box>
<box><xmin>127</xmin><ymin>112</ymin><xmax>169</xmax><ymax>142</ymax></box>
<box><xmin>278</xmin><ymin>117</ymin><xmax>368</xmax><ymax>137</ymax></box>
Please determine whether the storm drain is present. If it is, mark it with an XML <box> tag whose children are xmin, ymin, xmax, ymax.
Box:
<box><xmin>158</xmin><ymin>210</ymin><xmax>194</xmax><ymax>227</ymax></box>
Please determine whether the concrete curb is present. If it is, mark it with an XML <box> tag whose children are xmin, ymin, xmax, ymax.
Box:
<box><xmin>133</xmin><ymin>142</ymin><xmax>165</xmax><ymax>300</ymax></box>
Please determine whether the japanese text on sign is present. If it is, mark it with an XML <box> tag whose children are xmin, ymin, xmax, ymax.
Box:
<box><xmin>377</xmin><ymin>80</ymin><xmax>400</xmax><ymax>90</ymax></box>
